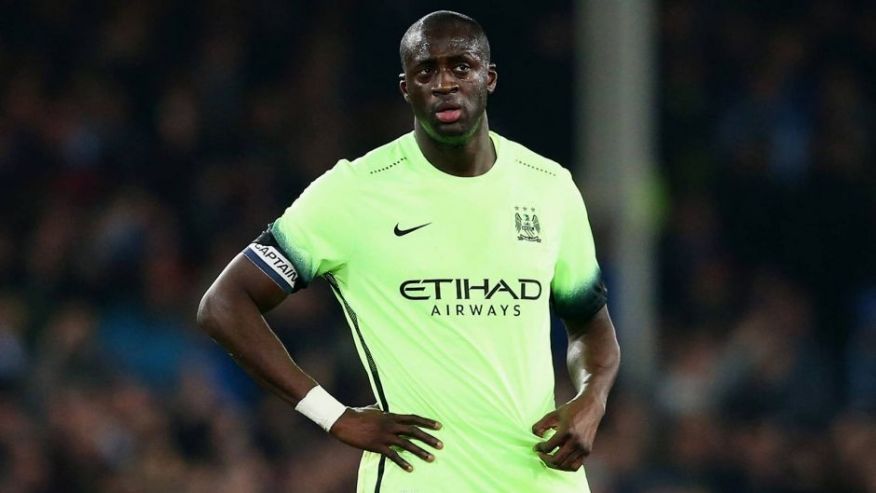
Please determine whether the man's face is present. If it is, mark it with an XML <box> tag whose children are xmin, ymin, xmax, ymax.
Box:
<box><xmin>400</xmin><ymin>26</ymin><xmax>497</xmax><ymax>145</ymax></box>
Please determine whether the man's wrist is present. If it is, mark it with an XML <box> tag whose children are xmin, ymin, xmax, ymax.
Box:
<box><xmin>295</xmin><ymin>385</ymin><xmax>348</xmax><ymax>432</ymax></box>
<box><xmin>572</xmin><ymin>387</ymin><xmax>608</xmax><ymax>411</ymax></box>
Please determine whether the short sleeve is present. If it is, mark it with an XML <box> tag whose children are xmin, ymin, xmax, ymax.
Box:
<box><xmin>270</xmin><ymin>160</ymin><xmax>356</xmax><ymax>285</ymax></box>
<box><xmin>550</xmin><ymin>170</ymin><xmax>607</xmax><ymax>322</ymax></box>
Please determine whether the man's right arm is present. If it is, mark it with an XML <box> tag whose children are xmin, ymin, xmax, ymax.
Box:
<box><xmin>196</xmin><ymin>252</ymin><xmax>443</xmax><ymax>472</ymax></box>
<box><xmin>197</xmin><ymin>253</ymin><xmax>317</xmax><ymax>404</ymax></box>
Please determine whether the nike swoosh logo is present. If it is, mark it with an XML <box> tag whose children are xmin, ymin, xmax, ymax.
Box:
<box><xmin>394</xmin><ymin>222</ymin><xmax>431</xmax><ymax>237</ymax></box>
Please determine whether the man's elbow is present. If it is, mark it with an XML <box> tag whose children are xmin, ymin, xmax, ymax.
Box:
<box><xmin>611</xmin><ymin>340</ymin><xmax>621</xmax><ymax>371</ymax></box>
<box><xmin>602</xmin><ymin>323</ymin><xmax>621</xmax><ymax>370</ymax></box>
<box><xmin>196</xmin><ymin>287</ymin><xmax>226</xmax><ymax>338</ymax></box>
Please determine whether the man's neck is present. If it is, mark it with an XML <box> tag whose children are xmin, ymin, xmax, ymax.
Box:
<box><xmin>413</xmin><ymin>117</ymin><xmax>497</xmax><ymax>177</ymax></box>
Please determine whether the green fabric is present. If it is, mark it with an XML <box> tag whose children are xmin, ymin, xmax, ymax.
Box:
<box><xmin>272</xmin><ymin>132</ymin><xmax>602</xmax><ymax>492</ymax></box>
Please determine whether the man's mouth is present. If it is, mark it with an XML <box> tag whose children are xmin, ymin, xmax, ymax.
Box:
<box><xmin>434</xmin><ymin>103</ymin><xmax>463</xmax><ymax>124</ymax></box>
<box><xmin>435</xmin><ymin>109</ymin><xmax>462</xmax><ymax>123</ymax></box>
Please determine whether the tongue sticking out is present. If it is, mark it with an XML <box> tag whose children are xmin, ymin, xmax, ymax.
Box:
<box><xmin>436</xmin><ymin>109</ymin><xmax>462</xmax><ymax>123</ymax></box>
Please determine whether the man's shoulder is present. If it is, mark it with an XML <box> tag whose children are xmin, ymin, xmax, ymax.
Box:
<box><xmin>497</xmin><ymin>133</ymin><xmax>573</xmax><ymax>183</ymax></box>
<box><xmin>309</xmin><ymin>134</ymin><xmax>410</xmax><ymax>191</ymax></box>
<box><xmin>345</xmin><ymin>133</ymin><xmax>411</xmax><ymax>178</ymax></box>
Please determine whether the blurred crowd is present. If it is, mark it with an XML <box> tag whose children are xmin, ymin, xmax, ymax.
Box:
<box><xmin>0</xmin><ymin>1</ymin><xmax>873</xmax><ymax>492</ymax></box>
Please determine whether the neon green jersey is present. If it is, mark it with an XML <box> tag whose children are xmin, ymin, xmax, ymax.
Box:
<box><xmin>269</xmin><ymin>131</ymin><xmax>605</xmax><ymax>493</ymax></box>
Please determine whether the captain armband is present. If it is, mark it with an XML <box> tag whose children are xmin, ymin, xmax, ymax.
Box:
<box><xmin>243</xmin><ymin>225</ymin><xmax>301</xmax><ymax>293</ymax></box>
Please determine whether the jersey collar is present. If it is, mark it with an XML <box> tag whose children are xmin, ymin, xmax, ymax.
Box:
<box><xmin>401</xmin><ymin>131</ymin><xmax>507</xmax><ymax>185</ymax></box>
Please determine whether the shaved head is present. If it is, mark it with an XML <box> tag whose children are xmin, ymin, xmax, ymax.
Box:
<box><xmin>399</xmin><ymin>10</ymin><xmax>491</xmax><ymax>70</ymax></box>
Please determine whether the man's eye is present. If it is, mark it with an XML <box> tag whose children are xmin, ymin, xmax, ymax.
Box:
<box><xmin>455</xmin><ymin>64</ymin><xmax>471</xmax><ymax>73</ymax></box>
<box><xmin>418</xmin><ymin>67</ymin><xmax>433</xmax><ymax>76</ymax></box>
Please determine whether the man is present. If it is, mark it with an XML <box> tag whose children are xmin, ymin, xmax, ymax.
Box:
<box><xmin>197</xmin><ymin>10</ymin><xmax>620</xmax><ymax>493</ymax></box>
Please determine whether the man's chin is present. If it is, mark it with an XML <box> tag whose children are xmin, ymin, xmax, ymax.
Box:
<box><xmin>423</xmin><ymin>119</ymin><xmax>480</xmax><ymax>145</ymax></box>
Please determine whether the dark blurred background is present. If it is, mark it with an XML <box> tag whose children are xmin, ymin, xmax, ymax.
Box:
<box><xmin>0</xmin><ymin>1</ymin><xmax>873</xmax><ymax>492</ymax></box>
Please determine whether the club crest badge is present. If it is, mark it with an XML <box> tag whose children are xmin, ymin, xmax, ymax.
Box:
<box><xmin>514</xmin><ymin>206</ymin><xmax>542</xmax><ymax>243</ymax></box>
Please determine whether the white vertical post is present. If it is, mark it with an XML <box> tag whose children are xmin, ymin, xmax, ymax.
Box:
<box><xmin>576</xmin><ymin>0</ymin><xmax>658</xmax><ymax>390</ymax></box>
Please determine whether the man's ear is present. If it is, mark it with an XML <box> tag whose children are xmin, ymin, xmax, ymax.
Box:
<box><xmin>399</xmin><ymin>74</ymin><xmax>410</xmax><ymax>102</ymax></box>
<box><xmin>486</xmin><ymin>63</ymin><xmax>498</xmax><ymax>94</ymax></box>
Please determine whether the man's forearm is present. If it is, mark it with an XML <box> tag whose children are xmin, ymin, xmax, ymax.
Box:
<box><xmin>197</xmin><ymin>285</ymin><xmax>318</xmax><ymax>406</ymax></box>
<box><xmin>565</xmin><ymin>306</ymin><xmax>620</xmax><ymax>406</ymax></box>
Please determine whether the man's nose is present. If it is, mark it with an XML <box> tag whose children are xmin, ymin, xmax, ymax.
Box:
<box><xmin>432</xmin><ymin>68</ymin><xmax>458</xmax><ymax>94</ymax></box>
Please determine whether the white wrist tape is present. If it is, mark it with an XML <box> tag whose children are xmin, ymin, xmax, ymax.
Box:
<box><xmin>295</xmin><ymin>386</ymin><xmax>347</xmax><ymax>432</ymax></box>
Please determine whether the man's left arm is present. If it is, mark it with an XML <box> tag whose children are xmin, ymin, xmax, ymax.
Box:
<box><xmin>532</xmin><ymin>305</ymin><xmax>620</xmax><ymax>471</ymax></box>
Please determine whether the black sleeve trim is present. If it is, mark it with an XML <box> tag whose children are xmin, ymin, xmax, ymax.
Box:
<box><xmin>551</xmin><ymin>279</ymin><xmax>608</xmax><ymax>323</ymax></box>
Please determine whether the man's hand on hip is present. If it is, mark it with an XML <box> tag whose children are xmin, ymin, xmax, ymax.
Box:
<box><xmin>531</xmin><ymin>393</ymin><xmax>606</xmax><ymax>471</ymax></box>
<box><xmin>330</xmin><ymin>406</ymin><xmax>443</xmax><ymax>472</ymax></box>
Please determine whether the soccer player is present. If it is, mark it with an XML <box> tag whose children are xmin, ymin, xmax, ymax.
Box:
<box><xmin>197</xmin><ymin>10</ymin><xmax>620</xmax><ymax>493</ymax></box>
